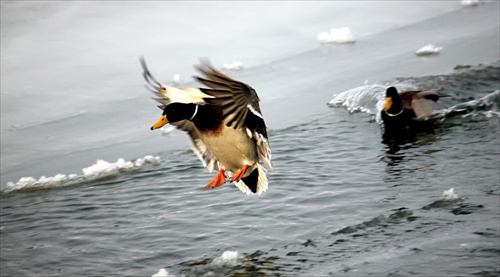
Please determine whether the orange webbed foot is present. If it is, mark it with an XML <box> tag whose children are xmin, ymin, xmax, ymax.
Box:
<box><xmin>231</xmin><ymin>164</ymin><xmax>251</xmax><ymax>182</ymax></box>
<box><xmin>205</xmin><ymin>169</ymin><xmax>226</xmax><ymax>189</ymax></box>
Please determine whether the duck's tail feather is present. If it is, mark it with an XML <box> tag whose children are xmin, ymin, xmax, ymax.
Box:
<box><xmin>233</xmin><ymin>163</ymin><xmax>268</xmax><ymax>195</ymax></box>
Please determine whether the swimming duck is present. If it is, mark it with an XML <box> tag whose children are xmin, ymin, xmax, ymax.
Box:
<box><xmin>381</xmin><ymin>86</ymin><xmax>444</xmax><ymax>137</ymax></box>
<box><xmin>141</xmin><ymin>57</ymin><xmax>272</xmax><ymax>195</ymax></box>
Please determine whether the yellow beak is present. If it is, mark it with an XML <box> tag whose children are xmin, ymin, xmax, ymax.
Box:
<box><xmin>383</xmin><ymin>97</ymin><xmax>393</xmax><ymax>111</ymax></box>
<box><xmin>151</xmin><ymin>114</ymin><xmax>168</xmax><ymax>130</ymax></box>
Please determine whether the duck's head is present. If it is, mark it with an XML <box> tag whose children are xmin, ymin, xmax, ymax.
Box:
<box><xmin>150</xmin><ymin>103</ymin><xmax>198</xmax><ymax>130</ymax></box>
<box><xmin>383</xmin><ymin>87</ymin><xmax>401</xmax><ymax>111</ymax></box>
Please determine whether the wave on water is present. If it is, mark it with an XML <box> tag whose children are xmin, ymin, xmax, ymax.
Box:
<box><xmin>2</xmin><ymin>155</ymin><xmax>161</xmax><ymax>194</ymax></box>
<box><xmin>328</xmin><ymin>86</ymin><xmax>499</xmax><ymax>124</ymax></box>
<box><xmin>317</xmin><ymin>27</ymin><xmax>356</xmax><ymax>44</ymax></box>
<box><xmin>328</xmin><ymin>62</ymin><xmax>500</xmax><ymax>123</ymax></box>
<box><xmin>430</xmin><ymin>90</ymin><xmax>500</xmax><ymax>121</ymax></box>
<box><xmin>327</xmin><ymin>83</ymin><xmax>419</xmax><ymax>122</ymax></box>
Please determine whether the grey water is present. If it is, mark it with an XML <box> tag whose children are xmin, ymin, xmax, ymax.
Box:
<box><xmin>2</xmin><ymin>63</ymin><xmax>499</xmax><ymax>277</ymax></box>
<box><xmin>1</xmin><ymin>1</ymin><xmax>500</xmax><ymax>277</ymax></box>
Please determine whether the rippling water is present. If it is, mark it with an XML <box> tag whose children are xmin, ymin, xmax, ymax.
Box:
<box><xmin>2</xmin><ymin>1</ymin><xmax>500</xmax><ymax>276</ymax></box>
<box><xmin>2</xmin><ymin>62</ymin><xmax>499</xmax><ymax>276</ymax></box>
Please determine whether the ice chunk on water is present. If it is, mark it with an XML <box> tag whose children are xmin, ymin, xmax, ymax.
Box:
<box><xmin>3</xmin><ymin>155</ymin><xmax>161</xmax><ymax>193</ymax></box>
<box><xmin>211</xmin><ymin>250</ymin><xmax>239</xmax><ymax>266</ymax></box>
<box><xmin>82</xmin><ymin>159</ymin><xmax>126</xmax><ymax>179</ymax></box>
<box><xmin>441</xmin><ymin>188</ymin><xmax>459</xmax><ymax>200</ymax></box>
<box><xmin>461</xmin><ymin>0</ymin><xmax>480</xmax><ymax>7</ymax></box>
<box><xmin>6</xmin><ymin>177</ymin><xmax>37</xmax><ymax>190</ymax></box>
<box><xmin>317</xmin><ymin>27</ymin><xmax>355</xmax><ymax>44</ymax></box>
<box><xmin>82</xmin><ymin>156</ymin><xmax>161</xmax><ymax>179</ymax></box>
<box><xmin>222</xmin><ymin>61</ymin><xmax>244</xmax><ymax>71</ymax></box>
<box><xmin>5</xmin><ymin>174</ymin><xmax>80</xmax><ymax>192</ymax></box>
<box><xmin>172</xmin><ymin>74</ymin><xmax>181</xmax><ymax>85</ymax></box>
<box><xmin>151</xmin><ymin>268</ymin><xmax>172</xmax><ymax>277</ymax></box>
<box><xmin>415</xmin><ymin>44</ymin><xmax>443</xmax><ymax>56</ymax></box>
<box><xmin>134</xmin><ymin>155</ymin><xmax>161</xmax><ymax>167</ymax></box>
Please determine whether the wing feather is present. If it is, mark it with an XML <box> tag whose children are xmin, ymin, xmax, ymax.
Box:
<box><xmin>192</xmin><ymin>59</ymin><xmax>272</xmax><ymax>169</ymax></box>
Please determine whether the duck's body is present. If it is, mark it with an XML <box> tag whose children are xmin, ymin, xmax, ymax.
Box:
<box><xmin>199</xmin><ymin>120</ymin><xmax>266</xmax><ymax>194</ymax></box>
<box><xmin>381</xmin><ymin>86</ymin><xmax>445</xmax><ymax>140</ymax></box>
<box><xmin>141</xmin><ymin>57</ymin><xmax>271</xmax><ymax>195</ymax></box>
<box><xmin>200</xmin><ymin>123</ymin><xmax>256</xmax><ymax>171</ymax></box>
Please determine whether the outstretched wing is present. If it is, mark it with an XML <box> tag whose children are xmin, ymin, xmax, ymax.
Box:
<box><xmin>140</xmin><ymin>56</ymin><xmax>172</xmax><ymax>110</ymax></box>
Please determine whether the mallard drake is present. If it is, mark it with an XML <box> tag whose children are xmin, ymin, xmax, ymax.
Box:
<box><xmin>141</xmin><ymin>57</ymin><xmax>272</xmax><ymax>195</ymax></box>
<box><xmin>381</xmin><ymin>86</ymin><xmax>444</xmax><ymax>136</ymax></box>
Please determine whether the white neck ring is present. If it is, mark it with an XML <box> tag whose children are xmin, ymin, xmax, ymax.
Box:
<box><xmin>189</xmin><ymin>105</ymin><xmax>199</xmax><ymax>121</ymax></box>
<box><xmin>384</xmin><ymin>108</ymin><xmax>404</xmax><ymax>117</ymax></box>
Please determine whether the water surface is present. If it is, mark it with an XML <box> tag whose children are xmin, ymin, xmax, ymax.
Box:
<box><xmin>1</xmin><ymin>2</ymin><xmax>499</xmax><ymax>276</ymax></box>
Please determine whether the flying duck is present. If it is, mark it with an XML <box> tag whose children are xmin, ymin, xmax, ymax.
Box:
<box><xmin>141</xmin><ymin>57</ymin><xmax>272</xmax><ymax>195</ymax></box>
<box><xmin>381</xmin><ymin>86</ymin><xmax>444</xmax><ymax>137</ymax></box>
